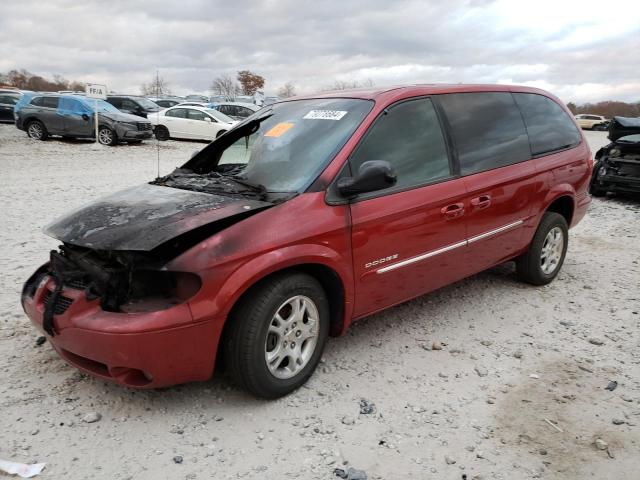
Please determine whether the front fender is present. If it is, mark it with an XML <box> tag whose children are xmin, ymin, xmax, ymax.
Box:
<box><xmin>187</xmin><ymin>244</ymin><xmax>354</xmax><ymax>328</ymax></box>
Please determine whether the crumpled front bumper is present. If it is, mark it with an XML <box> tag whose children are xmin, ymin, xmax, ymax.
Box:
<box><xmin>22</xmin><ymin>274</ymin><xmax>221</xmax><ymax>388</ymax></box>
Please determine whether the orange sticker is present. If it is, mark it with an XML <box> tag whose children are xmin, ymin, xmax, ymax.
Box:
<box><xmin>264</xmin><ymin>122</ymin><xmax>294</xmax><ymax>137</ymax></box>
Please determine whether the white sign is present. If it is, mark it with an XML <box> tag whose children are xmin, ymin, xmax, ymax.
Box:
<box><xmin>85</xmin><ymin>83</ymin><xmax>107</xmax><ymax>100</ymax></box>
<box><xmin>303</xmin><ymin>110</ymin><xmax>347</xmax><ymax>121</ymax></box>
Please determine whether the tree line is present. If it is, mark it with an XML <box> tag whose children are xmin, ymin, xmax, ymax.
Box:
<box><xmin>0</xmin><ymin>69</ymin><xmax>85</xmax><ymax>92</ymax></box>
<box><xmin>566</xmin><ymin>100</ymin><xmax>640</xmax><ymax>119</ymax></box>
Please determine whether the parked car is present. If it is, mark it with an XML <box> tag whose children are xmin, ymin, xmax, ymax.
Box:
<box><xmin>589</xmin><ymin>116</ymin><xmax>640</xmax><ymax>196</ymax></box>
<box><xmin>148</xmin><ymin>106</ymin><xmax>236</xmax><ymax>141</ymax></box>
<box><xmin>15</xmin><ymin>93</ymin><xmax>153</xmax><ymax>145</ymax></box>
<box><xmin>106</xmin><ymin>95</ymin><xmax>160</xmax><ymax>118</ymax></box>
<box><xmin>0</xmin><ymin>92</ymin><xmax>21</xmax><ymax>122</ymax></box>
<box><xmin>145</xmin><ymin>97</ymin><xmax>183</xmax><ymax>109</ymax></box>
<box><xmin>210</xmin><ymin>101</ymin><xmax>260</xmax><ymax>120</ymax></box>
<box><xmin>21</xmin><ymin>85</ymin><xmax>591</xmax><ymax>398</ymax></box>
<box><xmin>176</xmin><ymin>101</ymin><xmax>210</xmax><ymax>108</ymax></box>
<box><xmin>575</xmin><ymin>114</ymin><xmax>609</xmax><ymax>130</ymax></box>
<box><xmin>185</xmin><ymin>94</ymin><xmax>210</xmax><ymax>102</ymax></box>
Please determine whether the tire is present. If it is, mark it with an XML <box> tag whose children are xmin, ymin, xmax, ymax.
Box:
<box><xmin>223</xmin><ymin>272</ymin><xmax>330</xmax><ymax>398</ymax></box>
<box><xmin>26</xmin><ymin>120</ymin><xmax>48</xmax><ymax>140</ymax></box>
<box><xmin>216</xmin><ymin>130</ymin><xmax>227</xmax><ymax>138</ymax></box>
<box><xmin>97</xmin><ymin>126</ymin><xmax>117</xmax><ymax>146</ymax></box>
<box><xmin>516</xmin><ymin>212</ymin><xmax>568</xmax><ymax>286</ymax></box>
<box><xmin>155</xmin><ymin>125</ymin><xmax>170</xmax><ymax>141</ymax></box>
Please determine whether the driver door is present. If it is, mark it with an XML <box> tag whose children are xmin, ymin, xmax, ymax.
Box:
<box><xmin>347</xmin><ymin>97</ymin><xmax>470</xmax><ymax>318</ymax></box>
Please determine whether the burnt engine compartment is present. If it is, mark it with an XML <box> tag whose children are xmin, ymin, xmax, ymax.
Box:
<box><xmin>599</xmin><ymin>141</ymin><xmax>640</xmax><ymax>179</ymax></box>
<box><xmin>24</xmin><ymin>244</ymin><xmax>201</xmax><ymax>336</ymax></box>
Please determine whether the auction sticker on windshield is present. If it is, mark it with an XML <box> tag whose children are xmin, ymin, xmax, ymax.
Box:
<box><xmin>264</xmin><ymin>122</ymin><xmax>294</xmax><ymax>137</ymax></box>
<box><xmin>303</xmin><ymin>110</ymin><xmax>347</xmax><ymax>120</ymax></box>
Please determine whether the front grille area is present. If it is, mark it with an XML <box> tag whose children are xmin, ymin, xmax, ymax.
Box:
<box><xmin>44</xmin><ymin>291</ymin><xmax>74</xmax><ymax>315</ymax></box>
<box><xmin>137</xmin><ymin>122</ymin><xmax>152</xmax><ymax>131</ymax></box>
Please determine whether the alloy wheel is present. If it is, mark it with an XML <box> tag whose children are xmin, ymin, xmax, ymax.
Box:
<box><xmin>98</xmin><ymin>128</ymin><xmax>113</xmax><ymax>145</ymax></box>
<box><xmin>540</xmin><ymin>226</ymin><xmax>564</xmax><ymax>274</ymax></box>
<box><xmin>264</xmin><ymin>295</ymin><xmax>319</xmax><ymax>380</ymax></box>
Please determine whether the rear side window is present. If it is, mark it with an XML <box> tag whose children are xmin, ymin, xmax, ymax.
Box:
<box><xmin>438</xmin><ymin>92</ymin><xmax>530</xmax><ymax>175</ymax></box>
<box><xmin>166</xmin><ymin>108</ymin><xmax>187</xmax><ymax>118</ymax></box>
<box><xmin>41</xmin><ymin>97</ymin><xmax>60</xmax><ymax>108</ymax></box>
<box><xmin>350</xmin><ymin>97</ymin><xmax>451</xmax><ymax>192</ymax></box>
<box><xmin>30</xmin><ymin>97</ymin><xmax>45</xmax><ymax>106</ymax></box>
<box><xmin>513</xmin><ymin>93</ymin><xmax>581</xmax><ymax>156</ymax></box>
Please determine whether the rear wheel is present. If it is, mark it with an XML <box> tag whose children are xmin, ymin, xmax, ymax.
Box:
<box><xmin>223</xmin><ymin>272</ymin><xmax>329</xmax><ymax>398</ymax></box>
<box><xmin>516</xmin><ymin>212</ymin><xmax>568</xmax><ymax>286</ymax></box>
<box><xmin>98</xmin><ymin>126</ymin><xmax>117</xmax><ymax>146</ymax></box>
<box><xmin>155</xmin><ymin>125</ymin><xmax>170</xmax><ymax>141</ymax></box>
<box><xmin>27</xmin><ymin>120</ymin><xmax>48</xmax><ymax>140</ymax></box>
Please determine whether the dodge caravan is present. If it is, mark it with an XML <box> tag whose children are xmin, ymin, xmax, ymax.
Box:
<box><xmin>22</xmin><ymin>85</ymin><xmax>592</xmax><ymax>398</ymax></box>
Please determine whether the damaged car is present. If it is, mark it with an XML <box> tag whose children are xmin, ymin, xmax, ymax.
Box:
<box><xmin>22</xmin><ymin>85</ymin><xmax>592</xmax><ymax>398</ymax></box>
<box><xmin>590</xmin><ymin>116</ymin><xmax>640</xmax><ymax>196</ymax></box>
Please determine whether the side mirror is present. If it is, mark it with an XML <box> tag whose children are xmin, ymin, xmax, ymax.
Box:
<box><xmin>82</xmin><ymin>113</ymin><xmax>89</xmax><ymax>121</ymax></box>
<box><xmin>337</xmin><ymin>160</ymin><xmax>397</xmax><ymax>197</ymax></box>
<box><xmin>204</xmin><ymin>117</ymin><xmax>212</xmax><ymax>123</ymax></box>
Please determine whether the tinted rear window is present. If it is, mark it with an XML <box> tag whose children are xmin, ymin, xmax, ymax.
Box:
<box><xmin>514</xmin><ymin>93</ymin><xmax>581</xmax><ymax>155</ymax></box>
<box><xmin>438</xmin><ymin>92</ymin><xmax>530</xmax><ymax>175</ymax></box>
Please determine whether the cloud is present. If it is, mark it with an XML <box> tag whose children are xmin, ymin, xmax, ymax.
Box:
<box><xmin>0</xmin><ymin>0</ymin><xmax>638</xmax><ymax>103</ymax></box>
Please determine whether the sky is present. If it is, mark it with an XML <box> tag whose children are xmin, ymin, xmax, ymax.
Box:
<box><xmin>1</xmin><ymin>0</ymin><xmax>639</xmax><ymax>104</ymax></box>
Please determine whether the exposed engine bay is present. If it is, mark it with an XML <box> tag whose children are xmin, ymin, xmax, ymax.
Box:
<box><xmin>591</xmin><ymin>116</ymin><xmax>640</xmax><ymax>195</ymax></box>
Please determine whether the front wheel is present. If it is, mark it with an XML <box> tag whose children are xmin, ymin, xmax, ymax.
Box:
<box><xmin>97</xmin><ymin>126</ymin><xmax>117</xmax><ymax>146</ymax></box>
<box><xmin>516</xmin><ymin>212</ymin><xmax>568</xmax><ymax>286</ymax></box>
<box><xmin>223</xmin><ymin>272</ymin><xmax>329</xmax><ymax>398</ymax></box>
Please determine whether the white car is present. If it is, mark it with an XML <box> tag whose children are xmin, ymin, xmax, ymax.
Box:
<box><xmin>210</xmin><ymin>102</ymin><xmax>260</xmax><ymax>120</ymax></box>
<box><xmin>148</xmin><ymin>106</ymin><xmax>237</xmax><ymax>141</ymax></box>
<box><xmin>575</xmin><ymin>114</ymin><xmax>609</xmax><ymax>130</ymax></box>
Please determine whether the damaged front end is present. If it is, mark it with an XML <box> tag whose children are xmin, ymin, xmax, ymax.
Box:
<box><xmin>22</xmin><ymin>245</ymin><xmax>201</xmax><ymax>337</ymax></box>
<box><xmin>23</xmin><ymin>181</ymin><xmax>274</xmax><ymax>337</ymax></box>
<box><xmin>591</xmin><ymin>116</ymin><xmax>640</xmax><ymax>196</ymax></box>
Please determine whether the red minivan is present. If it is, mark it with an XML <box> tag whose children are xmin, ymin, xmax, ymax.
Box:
<box><xmin>22</xmin><ymin>84</ymin><xmax>592</xmax><ymax>398</ymax></box>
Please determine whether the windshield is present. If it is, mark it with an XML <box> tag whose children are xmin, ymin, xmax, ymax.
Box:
<box><xmin>136</xmin><ymin>97</ymin><xmax>160</xmax><ymax>110</ymax></box>
<box><xmin>190</xmin><ymin>98</ymin><xmax>373</xmax><ymax>193</ymax></box>
<box><xmin>205</xmin><ymin>108</ymin><xmax>235</xmax><ymax>124</ymax></box>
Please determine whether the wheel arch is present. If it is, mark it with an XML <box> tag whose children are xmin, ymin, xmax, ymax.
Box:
<box><xmin>544</xmin><ymin>194</ymin><xmax>574</xmax><ymax>227</ymax></box>
<box><xmin>222</xmin><ymin>262</ymin><xmax>348</xmax><ymax>339</ymax></box>
<box><xmin>213</xmin><ymin>260</ymin><xmax>350</xmax><ymax>375</ymax></box>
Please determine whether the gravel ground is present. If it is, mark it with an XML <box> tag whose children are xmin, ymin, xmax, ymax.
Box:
<box><xmin>0</xmin><ymin>125</ymin><xmax>638</xmax><ymax>480</ymax></box>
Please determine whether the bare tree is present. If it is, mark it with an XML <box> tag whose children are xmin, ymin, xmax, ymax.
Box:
<box><xmin>277</xmin><ymin>82</ymin><xmax>296</xmax><ymax>98</ymax></box>
<box><xmin>321</xmin><ymin>78</ymin><xmax>375</xmax><ymax>91</ymax></box>
<box><xmin>141</xmin><ymin>75</ymin><xmax>171</xmax><ymax>96</ymax></box>
<box><xmin>237</xmin><ymin>70</ymin><xmax>265</xmax><ymax>96</ymax></box>
<box><xmin>210</xmin><ymin>74</ymin><xmax>240</xmax><ymax>100</ymax></box>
